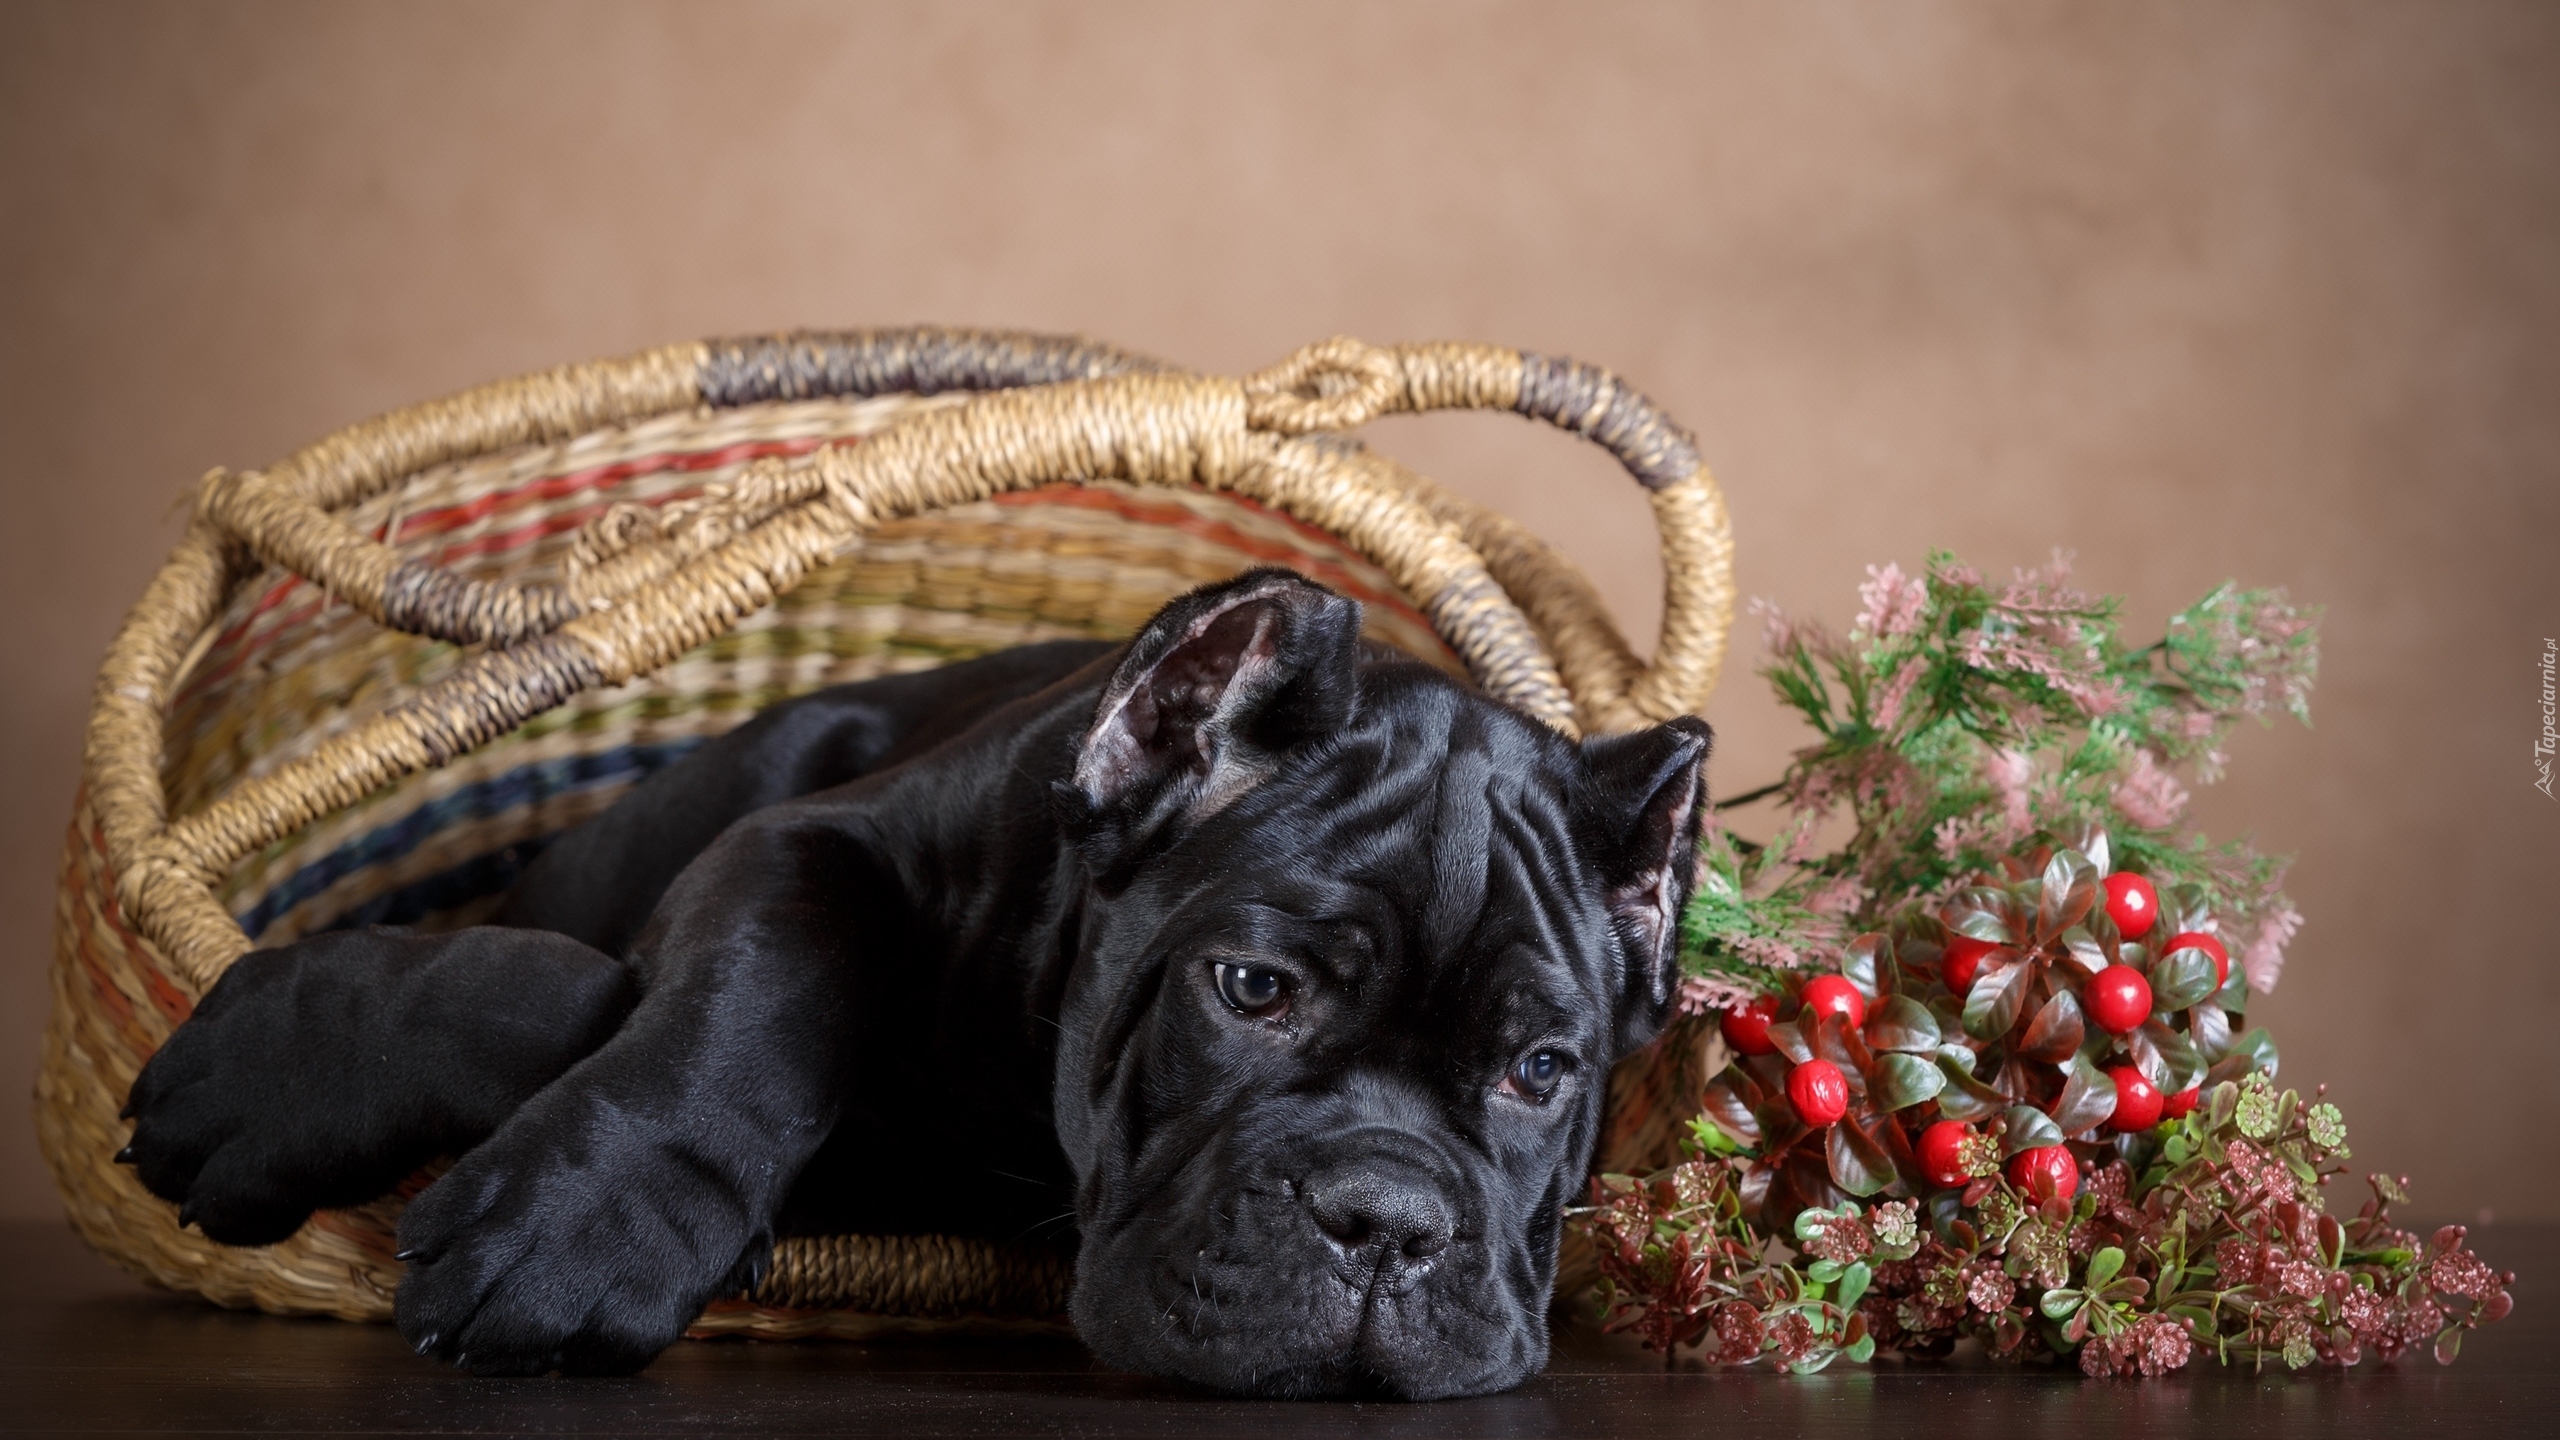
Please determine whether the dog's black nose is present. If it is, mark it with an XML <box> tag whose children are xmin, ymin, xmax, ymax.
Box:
<box><xmin>1305</xmin><ymin>1168</ymin><xmax>1453</xmax><ymax>1265</ymax></box>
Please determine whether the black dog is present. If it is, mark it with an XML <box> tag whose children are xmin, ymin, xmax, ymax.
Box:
<box><xmin>122</xmin><ymin>570</ymin><xmax>1710</xmax><ymax>1398</ymax></box>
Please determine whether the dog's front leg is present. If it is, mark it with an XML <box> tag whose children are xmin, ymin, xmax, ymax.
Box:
<box><xmin>391</xmin><ymin>808</ymin><xmax>883</xmax><ymax>1376</ymax></box>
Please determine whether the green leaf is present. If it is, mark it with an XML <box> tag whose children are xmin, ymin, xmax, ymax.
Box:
<box><xmin>1845</xmin><ymin>1335</ymin><xmax>1876</xmax><ymax>1363</ymax></box>
<box><xmin>1836</xmin><ymin>1260</ymin><xmax>1873</xmax><ymax>1312</ymax></box>
<box><xmin>2050</xmin><ymin>1059</ymin><xmax>2120</xmax><ymax>1136</ymax></box>
<box><xmin>1871</xmin><ymin>1052</ymin><xmax>1948</xmax><ymax>1111</ymax></box>
<box><xmin>2001</xmin><ymin>1105</ymin><xmax>2066</xmax><ymax>1156</ymax></box>
<box><xmin>2059</xmin><ymin>926</ymin><xmax>2108</xmax><ymax>976</ymax></box>
<box><xmin>1935</xmin><ymin>1055</ymin><xmax>2008</xmax><ymax>1122</ymax></box>
<box><xmin>1766</xmin><ymin>1018</ymin><xmax>1815</xmax><ymax>1066</ymax></box>
<box><xmin>1811</xmin><ymin>1011</ymin><xmax>1876</xmax><ymax>1080</ymax></box>
<box><xmin>2039</xmin><ymin>850</ymin><xmax>2100</xmax><ymax>936</ymax></box>
<box><xmin>1866</xmin><ymin>994</ymin><xmax>1942</xmax><ymax>1053</ymax></box>
<box><xmin>2041</xmin><ymin>1288</ymin><xmax>2085</xmax><ymax>1320</ymax></box>
<box><xmin>2139</xmin><ymin>1018</ymin><xmax>2206</xmax><ymax>1094</ymax></box>
<box><xmin>1700</xmin><ymin>1071</ymin><xmax>1766</xmax><ymax>1147</ymax></box>
<box><xmin>1807</xmin><ymin>1258</ymin><xmax>1845</xmax><ymax>1283</ymax></box>
<box><xmin>2018</xmin><ymin>989</ymin><xmax>2086</xmax><ymax>1063</ymax></box>
<box><xmin>2190</xmin><ymin>1000</ymin><xmax>2234</xmax><ymax>1063</ymax></box>
<box><xmin>2213</xmin><ymin>962</ymin><xmax>2250</xmax><ymax>1015</ymax></box>
<box><xmin>1687</xmin><ymin>1114</ymin><xmax>1749</xmax><ymax>1157</ymax></box>
<box><xmin>1841</xmin><ymin>933</ymin><xmax>1885</xmax><ymax>998</ymax></box>
<box><xmin>2231</xmin><ymin>1026</ymin><xmax>2280</xmax><ymax>1078</ymax></box>
<box><xmin>1828</xmin><ymin>1117</ymin><xmax>1899</xmax><ymax>1197</ymax></box>
<box><xmin>2151</xmin><ymin>945</ymin><xmax>2220</xmax><ymax>1012</ymax></box>
<box><xmin>2085</xmin><ymin>1246</ymin><xmax>2126</xmax><ymax>1289</ymax></box>
<box><xmin>2206</xmin><ymin>1080</ymin><xmax>2242</xmax><ymax>1130</ymax></box>
<box><xmin>1947</xmin><ymin>887</ymin><xmax>2016</xmax><ymax>943</ymax></box>
<box><xmin>1962</xmin><ymin>960</ymin><xmax>2032</xmax><ymax>1040</ymax></box>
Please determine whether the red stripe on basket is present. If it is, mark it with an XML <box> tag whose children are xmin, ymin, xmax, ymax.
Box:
<box><xmin>179</xmin><ymin>438</ymin><xmax>843</xmax><ymax>704</ymax></box>
<box><xmin>989</xmin><ymin>485</ymin><xmax>1446</xmax><ymax>642</ymax></box>
<box><xmin>375</xmin><ymin>437</ymin><xmax>830</xmax><ymax>544</ymax></box>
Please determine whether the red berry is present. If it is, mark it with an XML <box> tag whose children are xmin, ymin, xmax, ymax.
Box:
<box><xmin>2160</xmin><ymin>1085</ymin><xmax>2202</xmax><ymax>1120</ymax></box>
<box><xmin>1943</xmin><ymin>935</ymin><xmax>1999</xmax><ymax>996</ymax></box>
<box><xmin>1799</xmin><ymin>975</ymin><xmax>1868</xmax><ymax>1029</ymax></box>
<box><xmin>1718</xmin><ymin>995</ymin><xmax>1782</xmax><ymax>1056</ymax></box>
<box><xmin>2102</xmin><ymin>872</ymin><xmax>2159</xmax><ymax>939</ymax></box>
<box><xmin>1787</xmin><ymin>1059</ymin><xmax>1850</xmax><ymax>1128</ymax></box>
<box><xmin>2006</xmin><ymin>1144</ymin><xmax>2080</xmax><ymax>1202</ymax></box>
<box><xmin>2085</xmin><ymin>964</ymin><xmax>2153</xmax><ymax>1034</ymax></box>
<box><xmin>2161</xmin><ymin>931</ymin><xmax>2230</xmax><ymax>988</ymax></box>
<box><xmin>1918</xmin><ymin>1120</ymin><xmax>1974</xmax><ymax>1187</ymax></box>
<box><xmin>2105</xmin><ymin>1065</ymin><xmax>2164</xmax><ymax>1132</ymax></box>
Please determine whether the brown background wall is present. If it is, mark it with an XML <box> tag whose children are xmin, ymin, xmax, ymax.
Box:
<box><xmin>2</xmin><ymin>1</ymin><xmax>2554</xmax><ymax>1226</ymax></box>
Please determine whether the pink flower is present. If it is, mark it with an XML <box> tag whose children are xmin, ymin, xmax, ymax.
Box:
<box><xmin>1856</xmin><ymin>562</ymin><xmax>1929</xmax><ymax>640</ymax></box>
<box><xmin>1872</xmin><ymin>655</ymin><xmax>1928</xmax><ymax>731</ymax></box>
<box><xmin>1805</xmin><ymin>875</ymin><xmax>1873</xmax><ymax>918</ymax></box>
<box><xmin>1749</xmin><ymin>596</ymin><xmax>1797</xmax><ymax>657</ymax></box>
<box><xmin>2243</xmin><ymin>904</ymin><xmax>2301</xmax><ymax>994</ymax></box>
<box><xmin>1984</xmin><ymin>747</ymin><xmax>2035</xmax><ymax>837</ymax></box>
<box><xmin>1733</xmin><ymin>935</ymin><xmax>1804</xmax><ymax>970</ymax></box>
<box><xmin>2110</xmin><ymin>749</ymin><xmax>2191</xmax><ymax>830</ymax></box>
<box><xmin>1966</xmin><ymin>1268</ymin><xmax>2016</xmax><ymax>1314</ymax></box>
<box><xmin>1674</xmin><ymin>974</ymin><xmax>1763</xmax><ymax>1018</ymax></box>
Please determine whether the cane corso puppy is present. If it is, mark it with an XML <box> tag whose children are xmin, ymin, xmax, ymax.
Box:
<box><xmin>120</xmin><ymin>569</ymin><xmax>1710</xmax><ymax>1398</ymax></box>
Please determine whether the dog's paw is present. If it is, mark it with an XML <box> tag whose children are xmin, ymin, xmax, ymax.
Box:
<box><xmin>121</xmin><ymin>958</ymin><xmax>372</xmax><ymax>1245</ymax></box>
<box><xmin>392</xmin><ymin>1114</ymin><xmax>768</xmax><ymax>1377</ymax></box>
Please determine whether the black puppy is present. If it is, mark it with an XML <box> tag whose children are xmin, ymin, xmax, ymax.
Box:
<box><xmin>122</xmin><ymin>570</ymin><xmax>1710</xmax><ymax>1399</ymax></box>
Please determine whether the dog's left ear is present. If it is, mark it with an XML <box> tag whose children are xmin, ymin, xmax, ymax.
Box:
<box><xmin>1583</xmin><ymin>716</ymin><xmax>1712</xmax><ymax>1052</ymax></box>
<box><xmin>1068</xmin><ymin>568</ymin><xmax>1363</xmax><ymax>867</ymax></box>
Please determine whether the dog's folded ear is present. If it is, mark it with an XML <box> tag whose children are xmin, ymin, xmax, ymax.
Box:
<box><xmin>1582</xmin><ymin>716</ymin><xmax>1713</xmax><ymax>1052</ymax></box>
<box><xmin>1066</xmin><ymin>569</ymin><xmax>1363</xmax><ymax>867</ymax></box>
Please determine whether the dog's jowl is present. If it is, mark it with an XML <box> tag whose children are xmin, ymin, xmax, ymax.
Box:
<box><xmin>121</xmin><ymin>570</ymin><xmax>1710</xmax><ymax>1398</ymax></box>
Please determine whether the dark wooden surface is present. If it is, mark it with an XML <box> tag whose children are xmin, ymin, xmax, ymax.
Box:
<box><xmin>3</xmin><ymin>1219</ymin><xmax>2545</xmax><ymax>1437</ymax></box>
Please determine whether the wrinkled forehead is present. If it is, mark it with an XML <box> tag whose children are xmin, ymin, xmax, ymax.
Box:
<box><xmin>1173</xmin><ymin>679</ymin><xmax>1617</xmax><ymax>985</ymax></box>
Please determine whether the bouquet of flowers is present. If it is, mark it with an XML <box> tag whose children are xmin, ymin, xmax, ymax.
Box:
<box><xmin>1570</xmin><ymin>553</ymin><xmax>2512</xmax><ymax>1374</ymax></box>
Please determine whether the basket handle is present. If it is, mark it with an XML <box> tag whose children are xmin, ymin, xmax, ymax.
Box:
<box><xmin>183</xmin><ymin>330</ymin><xmax>1729</xmax><ymax>727</ymax></box>
<box><xmin>1242</xmin><ymin>337</ymin><xmax>1733</xmax><ymax>726</ymax></box>
<box><xmin>188</xmin><ymin>329</ymin><xmax>1175</xmax><ymax>648</ymax></box>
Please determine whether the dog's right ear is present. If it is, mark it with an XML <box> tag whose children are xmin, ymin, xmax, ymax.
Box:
<box><xmin>1063</xmin><ymin>568</ymin><xmax>1362</xmax><ymax>868</ymax></box>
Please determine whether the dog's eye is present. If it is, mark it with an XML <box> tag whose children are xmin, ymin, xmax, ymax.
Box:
<box><xmin>1507</xmin><ymin>1049</ymin><xmax>1566</xmax><ymax>1101</ymax></box>
<box><xmin>1213</xmin><ymin>962</ymin><xmax>1291</xmax><ymax>1019</ymax></box>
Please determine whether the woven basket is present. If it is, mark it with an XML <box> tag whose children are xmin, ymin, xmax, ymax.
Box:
<box><xmin>39</xmin><ymin>328</ymin><xmax>1734</xmax><ymax>1336</ymax></box>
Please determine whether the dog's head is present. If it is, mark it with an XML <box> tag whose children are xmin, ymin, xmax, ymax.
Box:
<box><xmin>1052</xmin><ymin>571</ymin><xmax>1710</xmax><ymax>1398</ymax></box>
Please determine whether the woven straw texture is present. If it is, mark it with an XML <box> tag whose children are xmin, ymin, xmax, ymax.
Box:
<box><xmin>39</xmin><ymin>329</ymin><xmax>1733</xmax><ymax>1333</ymax></box>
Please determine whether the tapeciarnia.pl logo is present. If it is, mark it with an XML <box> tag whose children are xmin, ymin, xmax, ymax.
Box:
<box><xmin>2539</xmin><ymin>638</ymin><xmax>2556</xmax><ymax>799</ymax></box>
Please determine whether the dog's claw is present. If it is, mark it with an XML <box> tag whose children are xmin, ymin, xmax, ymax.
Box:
<box><xmin>393</xmin><ymin>1246</ymin><xmax>421</xmax><ymax>1262</ymax></box>
<box><xmin>177</xmin><ymin>1201</ymin><xmax>198</xmax><ymax>1229</ymax></box>
<box><xmin>113</xmin><ymin>1145</ymin><xmax>135</xmax><ymax>1164</ymax></box>
<box><xmin>412</xmin><ymin>1330</ymin><xmax>439</xmax><ymax>1356</ymax></box>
